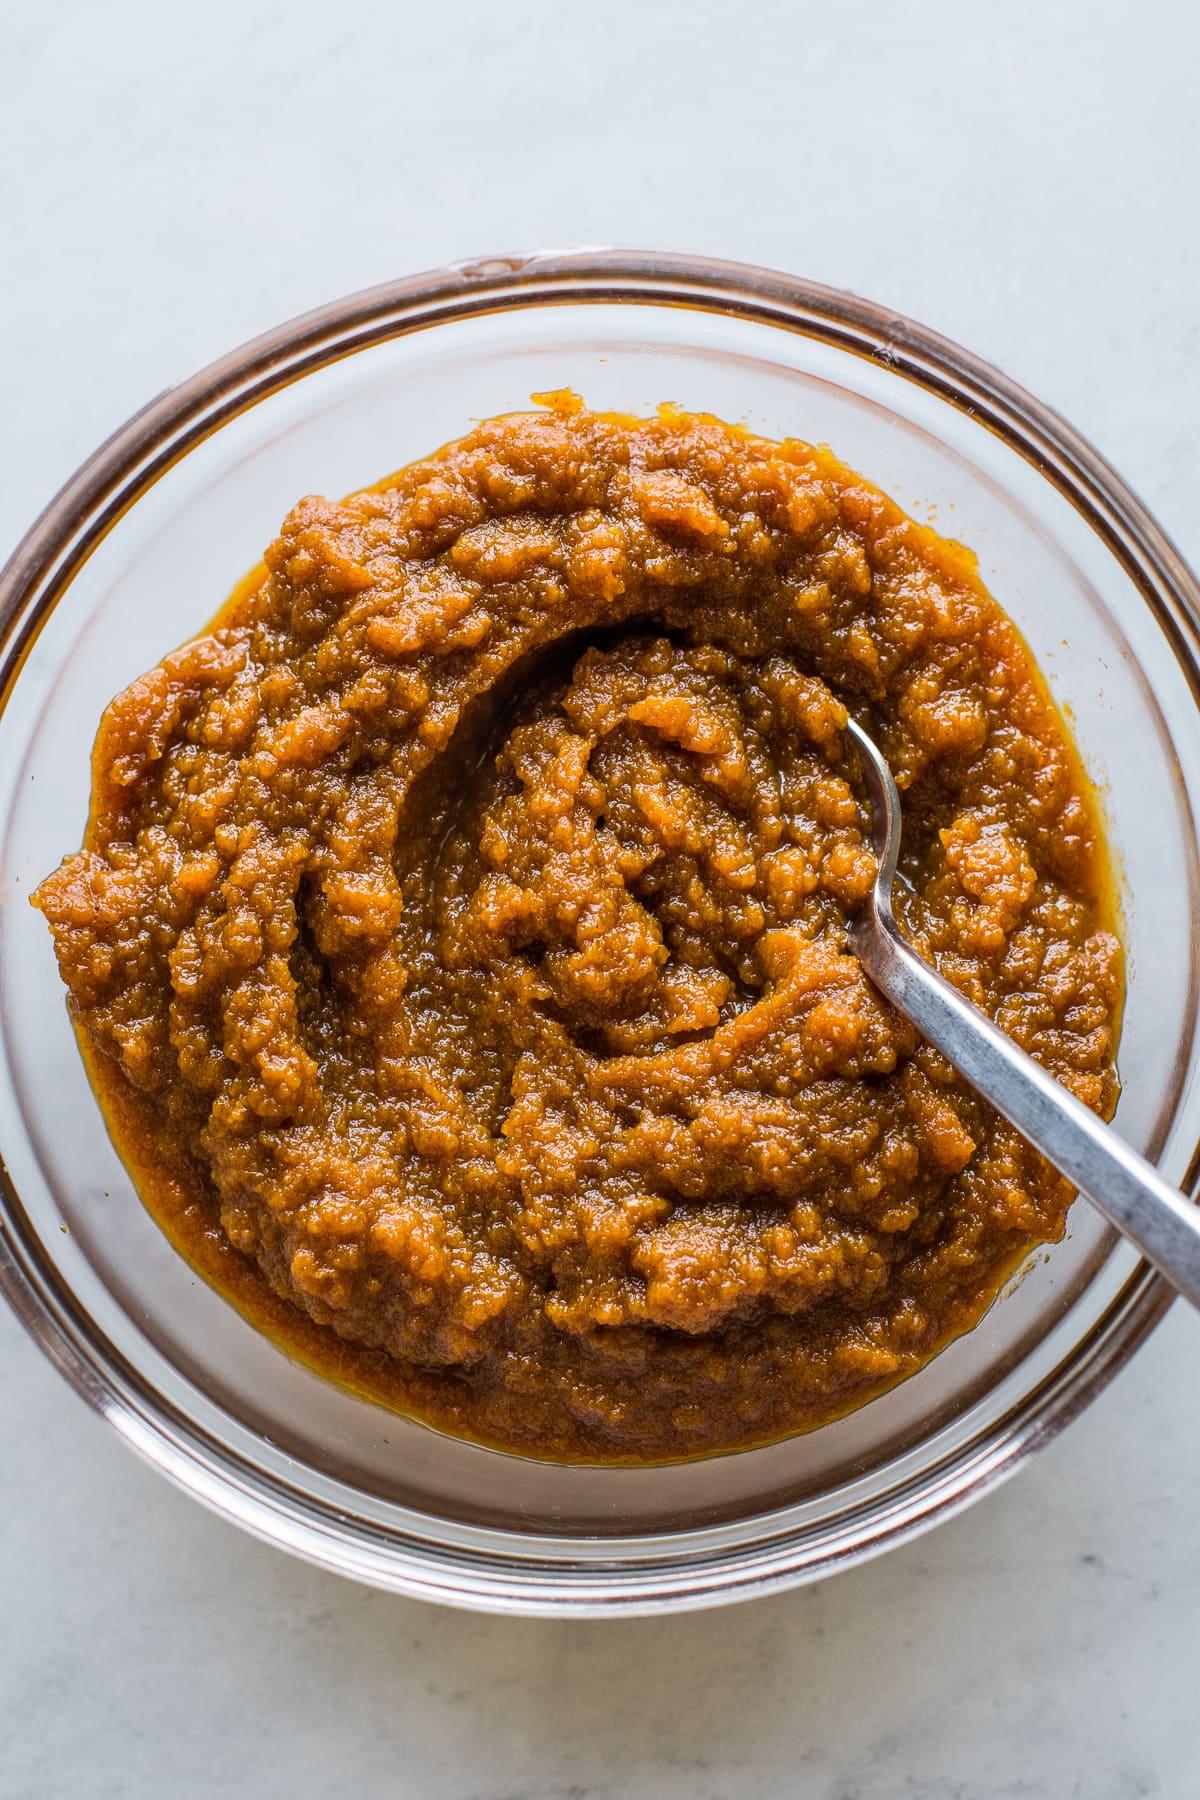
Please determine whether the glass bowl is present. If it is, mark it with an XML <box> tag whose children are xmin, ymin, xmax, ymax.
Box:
<box><xmin>2</xmin><ymin>250</ymin><xmax>1199</xmax><ymax>1618</ymax></box>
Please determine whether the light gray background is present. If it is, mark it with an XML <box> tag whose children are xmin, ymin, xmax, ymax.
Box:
<box><xmin>3</xmin><ymin>3</ymin><xmax>1198</xmax><ymax>1796</ymax></box>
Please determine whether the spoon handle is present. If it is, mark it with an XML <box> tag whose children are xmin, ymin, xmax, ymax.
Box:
<box><xmin>851</xmin><ymin>898</ymin><xmax>1200</xmax><ymax>1311</ymax></box>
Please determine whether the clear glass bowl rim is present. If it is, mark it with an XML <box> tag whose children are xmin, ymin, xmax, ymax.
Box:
<box><xmin>1</xmin><ymin>247</ymin><xmax>1198</xmax><ymax>1616</ymax></box>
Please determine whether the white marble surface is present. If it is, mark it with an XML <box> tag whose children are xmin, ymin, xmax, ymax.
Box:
<box><xmin>3</xmin><ymin>3</ymin><xmax>1200</xmax><ymax>1795</ymax></box>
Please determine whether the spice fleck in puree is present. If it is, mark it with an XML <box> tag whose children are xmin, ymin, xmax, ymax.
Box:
<box><xmin>34</xmin><ymin>396</ymin><xmax>1122</xmax><ymax>1462</ymax></box>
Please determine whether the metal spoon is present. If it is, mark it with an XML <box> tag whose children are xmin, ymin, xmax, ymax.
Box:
<box><xmin>845</xmin><ymin>714</ymin><xmax>1200</xmax><ymax>1311</ymax></box>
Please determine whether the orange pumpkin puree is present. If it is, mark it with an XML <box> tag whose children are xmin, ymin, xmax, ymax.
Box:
<box><xmin>34</xmin><ymin>397</ymin><xmax>1121</xmax><ymax>1460</ymax></box>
